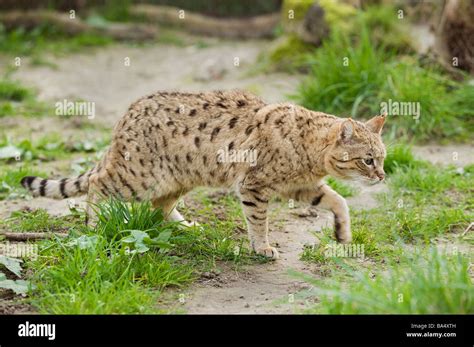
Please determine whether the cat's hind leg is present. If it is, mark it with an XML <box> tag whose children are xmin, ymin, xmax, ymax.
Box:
<box><xmin>238</xmin><ymin>186</ymin><xmax>279</xmax><ymax>259</ymax></box>
<box><xmin>152</xmin><ymin>193</ymin><xmax>198</xmax><ymax>227</ymax></box>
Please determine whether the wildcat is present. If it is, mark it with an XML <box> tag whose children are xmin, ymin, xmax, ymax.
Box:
<box><xmin>21</xmin><ymin>90</ymin><xmax>386</xmax><ymax>259</ymax></box>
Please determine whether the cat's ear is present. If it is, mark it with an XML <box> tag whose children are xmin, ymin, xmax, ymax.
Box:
<box><xmin>339</xmin><ymin>119</ymin><xmax>355</xmax><ymax>143</ymax></box>
<box><xmin>365</xmin><ymin>113</ymin><xmax>386</xmax><ymax>134</ymax></box>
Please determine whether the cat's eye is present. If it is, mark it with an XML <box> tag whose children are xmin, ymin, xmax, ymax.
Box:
<box><xmin>363</xmin><ymin>158</ymin><xmax>374</xmax><ymax>166</ymax></box>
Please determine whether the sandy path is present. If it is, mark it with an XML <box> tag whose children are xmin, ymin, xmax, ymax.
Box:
<box><xmin>12</xmin><ymin>40</ymin><xmax>300</xmax><ymax>126</ymax></box>
<box><xmin>3</xmin><ymin>38</ymin><xmax>474</xmax><ymax>314</ymax></box>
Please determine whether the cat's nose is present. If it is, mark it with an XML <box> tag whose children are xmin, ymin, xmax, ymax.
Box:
<box><xmin>377</xmin><ymin>172</ymin><xmax>385</xmax><ymax>181</ymax></box>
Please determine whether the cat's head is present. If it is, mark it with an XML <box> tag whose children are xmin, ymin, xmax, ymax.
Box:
<box><xmin>325</xmin><ymin>115</ymin><xmax>386</xmax><ymax>183</ymax></box>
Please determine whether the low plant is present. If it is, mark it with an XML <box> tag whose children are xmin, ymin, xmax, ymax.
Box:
<box><xmin>296</xmin><ymin>249</ymin><xmax>473</xmax><ymax>313</ymax></box>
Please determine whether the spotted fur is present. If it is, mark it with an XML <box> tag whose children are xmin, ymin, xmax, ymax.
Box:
<box><xmin>21</xmin><ymin>90</ymin><xmax>387</xmax><ymax>259</ymax></box>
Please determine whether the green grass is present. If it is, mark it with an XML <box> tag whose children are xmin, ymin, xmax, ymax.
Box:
<box><xmin>3</xmin><ymin>145</ymin><xmax>472</xmax><ymax>314</ymax></box>
<box><xmin>380</xmin><ymin>61</ymin><xmax>473</xmax><ymax>141</ymax></box>
<box><xmin>301</xmin><ymin>219</ymin><xmax>384</xmax><ymax>265</ymax></box>
<box><xmin>297</xmin><ymin>26</ymin><xmax>390</xmax><ymax>117</ymax></box>
<box><xmin>98</xmin><ymin>0</ymin><xmax>133</xmax><ymax>22</ymax></box>
<box><xmin>24</xmin><ymin>200</ymin><xmax>192</xmax><ymax>314</ymax></box>
<box><xmin>300</xmin><ymin>243</ymin><xmax>329</xmax><ymax>265</ymax></box>
<box><xmin>0</xmin><ymin>164</ymin><xmax>47</xmax><ymax>200</ymax></box>
<box><xmin>294</xmin><ymin>5</ymin><xmax>473</xmax><ymax>142</ymax></box>
<box><xmin>302</xmin><ymin>146</ymin><xmax>472</xmax><ymax>266</ymax></box>
<box><xmin>180</xmin><ymin>190</ymin><xmax>268</xmax><ymax>266</ymax></box>
<box><xmin>301</xmin><ymin>146</ymin><xmax>471</xmax><ymax>264</ymax></box>
<box><xmin>19</xmin><ymin>197</ymin><xmax>261</xmax><ymax>313</ymax></box>
<box><xmin>0</xmin><ymin>208</ymin><xmax>79</xmax><ymax>233</ymax></box>
<box><xmin>0</xmin><ymin>24</ymin><xmax>112</xmax><ymax>58</ymax></box>
<box><xmin>30</xmin><ymin>235</ymin><xmax>193</xmax><ymax>313</ymax></box>
<box><xmin>394</xmin><ymin>207</ymin><xmax>468</xmax><ymax>243</ymax></box>
<box><xmin>300</xmin><ymin>146</ymin><xmax>472</xmax><ymax>310</ymax></box>
<box><xmin>391</xmin><ymin>166</ymin><xmax>468</xmax><ymax>194</ymax></box>
<box><xmin>0</xmin><ymin>79</ymin><xmax>51</xmax><ymax>118</ymax></box>
<box><xmin>265</xmin><ymin>4</ymin><xmax>410</xmax><ymax>73</ymax></box>
<box><xmin>0</xmin><ymin>10</ymin><xmax>190</xmax><ymax>60</ymax></box>
<box><xmin>0</xmin><ymin>80</ymin><xmax>31</xmax><ymax>101</ymax></box>
<box><xmin>383</xmin><ymin>143</ymin><xmax>426</xmax><ymax>174</ymax></box>
<box><xmin>296</xmin><ymin>249</ymin><xmax>473</xmax><ymax>313</ymax></box>
<box><xmin>0</xmin><ymin>134</ymin><xmax>109</xmax><ymax>163</ymax></box>
<box><xmin>357</xmin><ymin>5</ymin><xmax>413</xmax><ymax>53</ymax></box>
<box><xmin>361</xmin><ymin>160</ymin><xmax>472</xmax><ymax>244</ymax></box>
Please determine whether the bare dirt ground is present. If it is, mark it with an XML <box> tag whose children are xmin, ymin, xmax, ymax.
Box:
<box><xmin>2</xmin><ymin>37</ymin><xmax>474</xmax><ymax>314</ymax></box>
<box><xmin>12</xmin><ymin>40</ymin><xmax>300</xmax><ymax>126</ymax></box>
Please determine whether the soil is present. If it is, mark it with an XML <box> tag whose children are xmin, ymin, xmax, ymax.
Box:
<box><xmin>12</xmin><ymin>40</ymin><xmax>300</xmax><ymax>126</ymax></box>
<box><xmin>1</xmin><ymin>36</ymin><xmax>473</xmax><ymax>314</ymax></box>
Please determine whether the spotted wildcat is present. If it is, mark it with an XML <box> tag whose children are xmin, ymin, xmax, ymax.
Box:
<box><xmin>21</xmin><ymin>90</ymin><xmax>386</xmax><ymax>259</ymax></box>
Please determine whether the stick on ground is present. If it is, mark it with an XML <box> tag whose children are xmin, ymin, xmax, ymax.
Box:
<box><xmin>0</xmin><ymin>232</ymin><xmax>68</xmax><ymax>241</ymax></box>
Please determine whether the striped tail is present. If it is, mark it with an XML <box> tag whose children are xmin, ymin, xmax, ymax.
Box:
<box><xmin>21</xmin><ymin>169</ymin><xmax>93</xmax><ymax>199</ymax></box>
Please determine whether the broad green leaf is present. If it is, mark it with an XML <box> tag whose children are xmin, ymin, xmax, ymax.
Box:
<box><xmin>135</xmin><ymin>243</ymin><xmax>150</xmax><ymax>254</ymax></box>
<box><xmin>156</xmin><ymin>230</ymin><xmax>172</xmax><ymax>243</ymax></box>
<box><xmin>0</xmin><ymin>255</ymin><xmax>22</xmax><ymax>277</ymax></box>
<box><xmin>129</xmin><ymin>230</ymin><xmax>149</xmax><ymax>242</ymax></box>
<box><xmin>0</xmin><ymin>278</ymin><xmax>30</xmax><ymax>294</ymax></box>
<box><xmin>0</xmin><ymin>145</ymin><xmax>22</xmax><ymax>159</ymax></box>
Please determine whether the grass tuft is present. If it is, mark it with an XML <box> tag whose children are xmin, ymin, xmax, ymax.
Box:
<box><xmin>0</xmin><ymin>208</ymin><xmax>78</xmax><ymax>233</ymax></box>
<box><xmin>296</xmin><ymin>26</ymin><xmax>387</xmax><ymax>117</ymax></box>
<box><xmin>0</xmin><ymin>24</ymin><xmax>112</xmax><ymax>58</ymax></box>
<box><xmin>384</xmin><ymin>143</ymin><xmax>426</xmax><ymax>174</ymax></box>
<box><xmin>296</xmin><ymin>249</ymin><xmax>473</xmax><ymax>313</ymax></box>
<box><xmin>0</xmin><ymin>81</ymin><xmax>31</xmax><ymax>101</ymax></box>
<box><xmin>294</xmin><ymin>5</ymin><xmax>473</xmax><ymax>142</ymax></box>
<box><xmin>24</xmin><ymin>197</ymin><xmax>261</xmax><ymax>313</ymax></box>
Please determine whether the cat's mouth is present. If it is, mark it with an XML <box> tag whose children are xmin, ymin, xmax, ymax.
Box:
<box><xmin>350</xmin><ymin>174</ymin><xmax>383</xmax><ymax>185</ymax></box>
<box><xmin>367</xmin><ymin>178</ymin><xmax>382</xmax><ymax>185</ymax></box>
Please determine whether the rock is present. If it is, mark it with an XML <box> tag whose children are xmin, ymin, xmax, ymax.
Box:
<box><xmin>291</xmin><ymin>207</ymin><xmax>319</xmax><ymax>218</ymax></box>
<box><xmin>281</xmin><ymin>0</ymin><xmax>315</xmax><ymax>32</ymax></box>
<box><xmin>268</xmin><ymin>0</ymin><xmax>357</xmax><ymax>72</ymax></box>
<box><xmin>299</xmin><ymin>3</ymin><xmax>330</xmax><ymax>45</ymax></box>
<box><xmin>193</xmin><ymin>58</ymin><xmax>228</xmax><ymax>82</ymax></box>
<box><xmin>436</xmin><ymin>0</ymin><xmax>474</xmax><ymax>74</ymax></box>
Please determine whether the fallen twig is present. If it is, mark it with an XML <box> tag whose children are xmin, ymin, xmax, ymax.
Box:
<box><xmin>0</xmin><ymin>232</ymin><xmax>68</xmax><ymax>241</ymax></box>
<box><xmin>130</xmin><ymin>4</ymin><xmax>280</xmax><ymax>39</ymax></box>
<box><xmin>461</xmin><ymin>222</ymin><xmax>473</xmax><ymax>237</ymax></box>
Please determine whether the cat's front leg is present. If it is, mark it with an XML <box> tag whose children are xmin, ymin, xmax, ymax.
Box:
<box><xmin>321</xmin><ymin>185</ymin><xmax>352</xmax><ymax>243</ymax></box>
<box><xmin>238</xmin><ymin>187</ymin><xmax>279</xmax><ymax>259</ymax></box>
<box><xmin>290</xmin><ymin>184</ymin><xmax>352</xmax><ymax>243</ymax></box>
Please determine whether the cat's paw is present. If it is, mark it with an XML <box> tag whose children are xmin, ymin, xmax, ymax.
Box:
<box><xmin>184</xmin><ymin>220</ymin><xmax>200</xmax><ymax>227</ymax></box>
<box><xmin>255</xmin><ymin>245</ymin><xmax>280</xmax><ymax>260</ymax></box>
<box><xmin>336</xmin><ymin>233</ymin><xmax>352</xmax><ymax>244</ymax></box>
